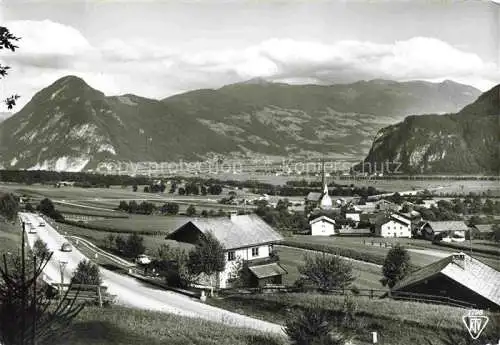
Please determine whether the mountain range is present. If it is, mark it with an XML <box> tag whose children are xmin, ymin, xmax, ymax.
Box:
<box><xmin>359</xmin><ymin>84</ymin><xmax>499</xmax><ymax>174</ymax></box>
<box><xmin>0</xmin><ymin>75</ymin><xmax>481</xmax><ymax>172</ymax></box>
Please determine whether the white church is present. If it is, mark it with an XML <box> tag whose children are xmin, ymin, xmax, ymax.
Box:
<box><xmin>308</xmin><ymin>162</ymin><xmax>336</xmax><ymax>236</ymax></box>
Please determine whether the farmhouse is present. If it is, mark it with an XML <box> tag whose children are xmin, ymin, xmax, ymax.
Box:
<box><xmin>391</xmin><ymin>253</ymin><xmax>500</xmax><ymax>310</ymax></box>
<box><xmin>376</xmin><ymin>213</ymin><xmax>412</xmax><ymax>238</ymax></box>
<box><xmin>420</xmin><ymin>221</ymin><xmax>468</xmax><ymax>241</ymax></box>
<box><xmin>309</xmin><ymin>215</ymin><xmax>336</xmax><ymax>236</ymax></box>
<box><xmin>167</xmin><ymin>214</ymin><xmax>286</xmax><ymax>289</ymax></box>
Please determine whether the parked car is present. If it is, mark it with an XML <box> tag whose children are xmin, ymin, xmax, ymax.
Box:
<box><xmin>60</xmin><ymin>242</ymin><xmax>73</xmax><ymax>252</ymax></box>
<box><xmin>28</xmin><ymin>225</ymin><xmax>37</xmax><ymax>234</ymax></box>
<box><xmin>39</xmin><ymin>221</ymin><xmax>45</xmax><ymax>227</ymax></box>
<box><xmin>135</xmin><ymin>254</ymin><xmax>151</xmax><ymax>265</ymax></box>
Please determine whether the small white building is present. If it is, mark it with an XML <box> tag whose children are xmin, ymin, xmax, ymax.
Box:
<box><xmin>377</xmin><ymin>214</ymin><xmax>412</xmax><ymax>238</ymax></box>
<box><xmin>309</xmin><ymin>215</ymin><xmax>336</xmax><ymax>236</ymax></box>
<box><xmin>345</xmin><ymin>212</ymin><xmax>361</xmax><ymax>223</ymax></box>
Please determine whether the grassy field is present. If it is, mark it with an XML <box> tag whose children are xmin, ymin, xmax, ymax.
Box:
<box><xmin>276</xmin><ymin>246</ymin><xmax>383</xmax><ymax>290</ymax></box>
<box><xmin>0</xmin><ymin>220</ymin><xmax>21</xmax><ymax>254</ymax></box>
<box><xmin>61</xmin><ymin>305</ymin><xmax>286</xmax><ymax>345</ymax></box>
<box><xmin>57</xmin><ymin>221</ymin><xmax>194</xmax><ymax>256</ymax></box>
<box><xmin>85</xmin><ymin>214</ymin><xmax>191</xmax><ymax>233</ymax></box>
<box><xmin>208</xmin><ymin>293</ymin><xmax>500</xmax><ymax>345</ymax></box>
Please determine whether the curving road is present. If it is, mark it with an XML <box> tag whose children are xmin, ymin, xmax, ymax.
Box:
<box><xmin>18</xmin><ymin>212</ymin><xmax>285</xmax><ymax>336</ymax></box>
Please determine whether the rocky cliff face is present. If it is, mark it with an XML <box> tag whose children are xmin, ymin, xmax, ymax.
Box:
<box><xmin>359</xmin><ymin>84</ymin><xmax>500</xmax><ymax>174</ymax></box>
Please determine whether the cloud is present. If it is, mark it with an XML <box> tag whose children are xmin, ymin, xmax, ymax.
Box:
<box><xmin>1</xmin><ymin>20</ymin><xmax>499</xmax><ymax>109</ymax></box>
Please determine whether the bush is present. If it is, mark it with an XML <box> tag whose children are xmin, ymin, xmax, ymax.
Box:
<box><xmin>381</xmin><ymin>244</ymin><xmax>411</xmax><ymax>289</ymax></box>
<box><xmin>284</xmin><ymin>307</ymin><xmax>351</xmax><ymax>345</ymax></box>
<box><xmin>72</xmin><ymin>260</ymin><xmax>102</xmax><ymax>285</ymax></box>
<box><xmin>33</xmin><ymin>239</ymin><xmax>50</xmax><ymax>259</ymax></box>
<box><xmin>298</xmin><ymin>254</ymin><xmax>355</xmax><ymax>291</ymax></box>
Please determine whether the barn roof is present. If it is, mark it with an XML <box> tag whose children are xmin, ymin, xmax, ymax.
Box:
<box><xmin>474</xmin><ymin>224</ymin><xmax>494</xmax><ymax>234</ymax></box>
<box><xmin>392</xmin><ymin>253</ymin><xmax>500</xmax><ymax>308</ymax></box>
<box><xmin>425</xmin><ymin>221</ymin><xmax>469</xmax><ymax>232</ymax></box>
<box><xmin>168</xmin><ymin>214</ymin><xmax>283</xmax><ymax>250</ymax></box>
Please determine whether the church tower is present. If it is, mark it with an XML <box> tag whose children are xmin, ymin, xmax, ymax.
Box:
<box><xmin>319</xmin><ymin>159</ymin><xmax>332</xmax><ymax>210</ymax></box>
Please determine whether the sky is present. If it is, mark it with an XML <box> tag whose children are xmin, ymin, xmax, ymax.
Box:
<box><xmin>0</xmin><ymin>0</ymin><xmax>499</xmax><ymax>109</ymax></box>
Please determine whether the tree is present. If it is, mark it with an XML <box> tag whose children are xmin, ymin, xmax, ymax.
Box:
<box><xmin>25</xmin><ymin>202</ymin><xmax>34</xmax><ymax>212</ymax></box>
<box><xmin>105</xmin><ymin>234</ymin><xmax>115</xmax><ymax>249</ymax></box>
<box><xmin>132</xmin><ymin>184</ymin><xmax>138</xmax><ymax>192</ymax></box>
<box><xmin>201</xmin><ymin>210</ymin><xmax>208</xmax><ymax>217</ymax></box>
<box><xmin>186</xmin><ymin>205</ymin><xmax>196</xmax><ymax>216</ymax></box>
<box><xmin>71</xmin><ymin>260</ymin><xmax>102</xmax><ymax>285</ymax></box>
<box><xmin>0</xmin><ymin>26</ymin><xmax>20</xmax><ymax>109</ymax></box>
<box><xmin>128</xmin><ymin>200</ymin><xmax>138</xmax><ymax>214</ymax></box>
<box><xmin>33</xmin><ymin>239</ymin><xmax>50</xmax><ymax>259</ymax></box>
<box><xmin>178</xmin><ymin>187</ymin><xmax>186</xmax><ymax>196</ymax></box>
<box><xmin>0</xmin><ymin>193</ymin><xmax>19</xmax><ymax>221</ymax></box>
<box><xmin>297</xmin><ymin>254</ymin><xmax>355</xmax><ymax>291</ymax></box>
<box><xmin>125</xmin><ymin>233</ymin><xmax>145</xmax><ymax>258</ymax></box>
<box><xmin>118</xmin><ymin>201</ymin><xmax>129</xmax><ymax>212</ymax></box>
<box><xmin>0</xmin><ymin>230</ymin><xmax>83</xmax><ymax>345</ymax></box>
<box><xmin>187</xmin><ymin>232</ymin><xmax>225</xmax><ymax>291</ymax></box>
<box><xmin>208</xmin><ymin>184</ymin><xmax>222</xmax><ymax>195</ymax></box>
<box><xmin>201</xmin><ymin>185</ymin><xmax>208</xmax><ymax>196</ymax></box>
<box><xmin>284</xmin><ymin>307</ymin><xmax>352</xmax><ymax>345</ymax></box>
<box><xmin>381</xmin><ymin>244</ymin><xmax>411</xmax><ymax>289</ymax></box>
<box><xmin>37</xmin><ymin>198</ymin><xmax>63</xmax><ymax>221</ymax></box>
<box><xmin>115</xmin><ymin>235</ymin><xmax>126</xmax><ymax>253</ymax></box>
<box><xmin>161</xmin><ymin>202</ymin><xmax>179</xmax><ymax>215</ymax></box>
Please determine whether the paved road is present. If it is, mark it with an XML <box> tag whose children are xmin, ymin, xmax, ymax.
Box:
<box><xmin>18</xmin><ymin>212</ymin><xmax>285</xmax><ymax>336</ymax></box>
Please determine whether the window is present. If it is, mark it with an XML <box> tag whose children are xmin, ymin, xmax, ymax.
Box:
<box><xmin>251</xmin><ymin>247</ymin><xmax>259</xmax><ymax>257</ymax></box>
<box><xmin>227</xmin><ymin>251</ymin><xmax>235</xmax><ymax>261</ymax></box>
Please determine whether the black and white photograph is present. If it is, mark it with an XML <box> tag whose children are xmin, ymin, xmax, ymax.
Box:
<box><xmin>0</xmin><ymin>0</ymin><xmax>499</xmax><ymax>344</ymax></box>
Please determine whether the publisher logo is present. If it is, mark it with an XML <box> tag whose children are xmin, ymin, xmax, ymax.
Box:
<box><xmin>463</xmin><ymin>310</ymin><xmax>489</xmax><ymax>340</ymax></box>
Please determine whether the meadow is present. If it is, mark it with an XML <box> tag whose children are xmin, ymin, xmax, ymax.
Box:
<box><xmin>208</xmin><ymin>293</ymin><xmax>500</xmax><ymax>345</ymax></box>
<box><xmin>276</xmin><ymin>246</ymin><xmax>383</xmax><ymax>290</ymax></box>
<box><xmin>61</xmin><ymin>305</ymin><xmax>286</xmax><ymax>345</ymax></box>
<box><xmin>0</xmin><ymin>220</ymin><xmax>21</xmax><ymax>254</ymax></box>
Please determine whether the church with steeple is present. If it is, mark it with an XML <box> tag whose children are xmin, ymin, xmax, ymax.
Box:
<box><xmin>306</xmin><ymin>160</ymin><xmax>337</xmax><ymax>236</ymax></box>
<box><xmin>305</xmin><ymin>160</ymin><xmax>333</xmax><ymax>212</ymax></box>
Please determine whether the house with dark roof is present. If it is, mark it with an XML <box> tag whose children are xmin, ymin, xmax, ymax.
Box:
<box><xmin>392</xmin><ymin>253</ymin><xmax>500</xmax><ymax>310</ymax></box>
<box><xmin>421</xmin><ymin>221</ymin><xmax>469</xmax><ymax>241</ymax></box>
<box><xmin>167</xmin><ymin>214</ymin><xmax>286</xmax><ymax>289</ymax></box>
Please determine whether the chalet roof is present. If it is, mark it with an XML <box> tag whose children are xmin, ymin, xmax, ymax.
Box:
<box><xmin>474</xmin><ymin>224</ymin><xmax>494</xmax><ymax>233</ymax></box>
<box><xmin>392</xmin><ymin>253</ymin><xmax>500</xmax><ymax>308</ymax></box>
<box><xmin>169</xmin><ymin>214</ymin><xmax>283</xmax><ymax>250</ymax></box>
<box><xmin>248</xmin><ymin>262</ymin><xmax>287</xmax><ymax>279</ymax></box>
<box><xmin>390</xmin><ymin>213</ymin><xmax>412</xmax><ymax>225</ymax></box>
<box><xmin>425</xmin><ymin>221</ymin><xmax>469</xmax><ymax>233</ymax></box>
<box><xmin>309</xmin><ymin>215</ymin><xmax>336</xmax><ymax>225</ymax></box>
